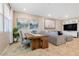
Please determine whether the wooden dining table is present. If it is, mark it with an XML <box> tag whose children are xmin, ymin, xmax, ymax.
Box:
<box><xmin>25</xmin><ymin>33</ymin><xmax>48</xmax><ymax>50</ymax></box>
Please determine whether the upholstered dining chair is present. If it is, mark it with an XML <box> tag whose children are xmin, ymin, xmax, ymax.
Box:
<box><xmin>19</xmin><ymin>31</ymin><xmax>31</xmax><ymax>48</ymax></box>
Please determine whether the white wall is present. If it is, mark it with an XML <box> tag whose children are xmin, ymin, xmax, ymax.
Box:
<box><xmin>63</xmin><ymin>19</ymin><xmax>78</xmax><ymax>24</ymax></box>
<box><xmin>13</xmin><ymin>11</ymin><xmax>63</xmax><ymax>33</ymax></box>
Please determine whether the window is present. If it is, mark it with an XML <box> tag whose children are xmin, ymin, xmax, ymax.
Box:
<box><xmin>0</xmin><ymin>15</ymin><xmax>3</xmax><ymax>32</ymax></box>
<box><xmin>0</xmin><ymin>3</ymin><xmax>3</xmax><ymax>32</ymax></box>
<box><xmin>4</xmin><ymin>4</ymin><xmax>11</xmax><ymax>32</ymax></box>
<box><xmin>4</xmin><ymin>18</ymin><xmax>9</xmax><ymax>32</ymax></box>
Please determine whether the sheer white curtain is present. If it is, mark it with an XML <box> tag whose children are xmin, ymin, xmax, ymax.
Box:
<box><xmin>4</xmin><ymin>18</ymin><xmax>9</xmax><ymax>32</ymax></box>
<box><xmin>0</xmin><ymin>3</ymin><xmax>3</xmax><ymax>32</ymax></box>
<box><xmin>0</xmin><ymin>15</ymin><xmax>3</xmax><ymax>32</ymax></box>
<box><xmin>4</xmin><ymin>4</ymin><xmax>13</xmax><ymax>43</ymax></box>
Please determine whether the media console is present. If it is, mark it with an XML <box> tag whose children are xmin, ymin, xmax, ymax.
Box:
<box><xmin>63</xmin><ymin>31</ymin><xmax>78</xmax><ymax>37</ymax></box>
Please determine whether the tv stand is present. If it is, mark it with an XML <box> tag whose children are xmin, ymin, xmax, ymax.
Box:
<box><xmin>63</xmin><ymin>31</ymin><xmax>77</xmax><ymax>37</ymax></box>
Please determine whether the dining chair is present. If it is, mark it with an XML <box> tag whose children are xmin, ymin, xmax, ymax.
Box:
<box><xmin>19</xmin><ymin>31</ymin><xmax>31</xmax><ymax>48</ymax></box>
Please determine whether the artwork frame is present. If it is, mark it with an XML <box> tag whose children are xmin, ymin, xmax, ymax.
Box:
<box><xmin>44</xmin><ymin>19</ymin><xmax>56</xmax><ymax>29</ymax></box>
<box><xmin>17</xmin><ymin>18</ymin><xmax>28</xmax><ymax>29</ymax></box>
<box><xmin>17</xmin><ymin>18</ymin><xmax>38</xmax><ymax>30</ymax></box>
<box><xmin>29</xmin><ymin>20</ymin><xmax>38</xmax><ymax>29</ymax></box>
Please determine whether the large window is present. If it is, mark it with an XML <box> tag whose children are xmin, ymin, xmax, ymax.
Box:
<box><xmin>3</xmin><ymin>4</ymin><xmax>13</xmax><ymax>43</ymax></box>
<box><xmin>0</xmin><ymin>15</ymin><xmax>3</xmax><ymax>32</ymax></box>
<box><xmin>4</xmin><ymin>4</ymin><xmax>13</xmax><ymax>32</ymax></box>
<box><xmin>0</xmin><ymin>3</ymin><xmax>13</xmax><ymax>32</ymax></box>
<box><xmin>0</xmin><ymin>3</ymin><xmax>3</xmax><ymax>14</ymax></box>
<box><xmin>4</xmin><ymin>18</ymin><xmax>9</xmax><ymax>32</ymax></box>
<box><xmin>0</xmin><ymin>3</ymin><xmax>3</xmax><ymax>32</ymax></box>
<box><xmin>0</xmin><ymin>3</ymin><xmax>13</xmax><ymax>43</ymax></box>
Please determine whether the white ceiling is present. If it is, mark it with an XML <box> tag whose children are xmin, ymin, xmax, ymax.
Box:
<box><xmin>10</xmin><ymin>3</ymin><xmax>79</xmax><ymax>19</ymax></box>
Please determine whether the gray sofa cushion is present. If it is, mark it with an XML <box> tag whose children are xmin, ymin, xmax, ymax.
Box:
<box><xmin>44</xmin><ymin>32</ymin><xmax>58</xmax><ymax>37</ymax></box>
<box><xmin>48</xmin><ymin>35</ymin><xmax>66</xmax><ymax>45</ymax></box>
<box><xmin>40</xmin><ymin>31</ymin><xmax>66</xmax><ymax>46</ymax></box>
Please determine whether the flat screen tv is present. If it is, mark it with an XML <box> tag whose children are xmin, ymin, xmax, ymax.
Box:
<box><xmin>64</xmin><ymin>23</ymin><xmax>77</xmax><ymax>31</ymax></box>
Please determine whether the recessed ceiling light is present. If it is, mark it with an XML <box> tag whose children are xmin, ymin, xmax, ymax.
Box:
<box><xmin>65</xmin><ymin>15</ymin><xmax>69</xmax><ymax>18</ymax></box>
<box><xmin>24</xmin><ymin>8</ymin><xmax>26</xmax><ymax>11</ymax></box>
<box><xmin>48</xmin><ymin>14</ymin><xmax>51</xmax><ymax>17</ymax></box>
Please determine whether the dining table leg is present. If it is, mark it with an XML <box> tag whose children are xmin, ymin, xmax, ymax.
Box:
<box><xmin>31</xmin><ymin>38</ymin><xmax>41</xmax><ymax>50</ymax></box>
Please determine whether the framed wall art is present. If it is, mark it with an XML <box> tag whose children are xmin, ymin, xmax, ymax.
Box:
<box><xmin>44</xmin><ymin>19</ymin><xmax>56</xmax><ymax>29</ymax></box>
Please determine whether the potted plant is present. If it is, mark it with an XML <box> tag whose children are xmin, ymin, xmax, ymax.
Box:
<box><xmin>13</xmin><ymin>28</ymin><xmax>19</xmax><ymax>42</ymax></box>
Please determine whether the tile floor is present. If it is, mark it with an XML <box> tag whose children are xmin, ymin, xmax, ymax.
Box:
<box><xmin>1</xmin><ymin>38</ymin><xmax>79</xmax><ymax>56</ymax></box>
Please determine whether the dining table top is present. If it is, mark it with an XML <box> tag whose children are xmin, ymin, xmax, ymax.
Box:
<box><xmin>24</xmin><ymin>33</ymin><xmax>48</xmax><ymax>50</ymax></box>
<box><xmin>25</xmin><ymin>33</ymin><xmax>48</xmax><ymax>39</ymax></box>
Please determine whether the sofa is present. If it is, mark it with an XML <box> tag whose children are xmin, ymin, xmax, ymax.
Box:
<box><xmin>40</xmin><ymin>31</ymin><xmax>73</xmax><ymax>46</ymax></box>
<box><xmin>40</xmin><ymin>31</ymin><xmax>66</xmax><ymax>45</ymax></box>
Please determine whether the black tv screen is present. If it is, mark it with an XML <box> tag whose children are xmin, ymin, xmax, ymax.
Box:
<box><xmin>64</xmin><ymin>23</ymin><xmax>77</xmax><ymax>31</ymax></box>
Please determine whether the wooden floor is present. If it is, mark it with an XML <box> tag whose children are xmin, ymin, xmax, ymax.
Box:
<box><xmin>1</xmin><ymin>38</ymin><xmax>79</xmax><ymax>56</ymax></box>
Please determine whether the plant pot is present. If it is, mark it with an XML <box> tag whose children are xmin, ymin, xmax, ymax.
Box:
<box><xmin>14</xmin><ymin>38</ymin><xmax>17</xmax><ymax>42</ymax></box>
